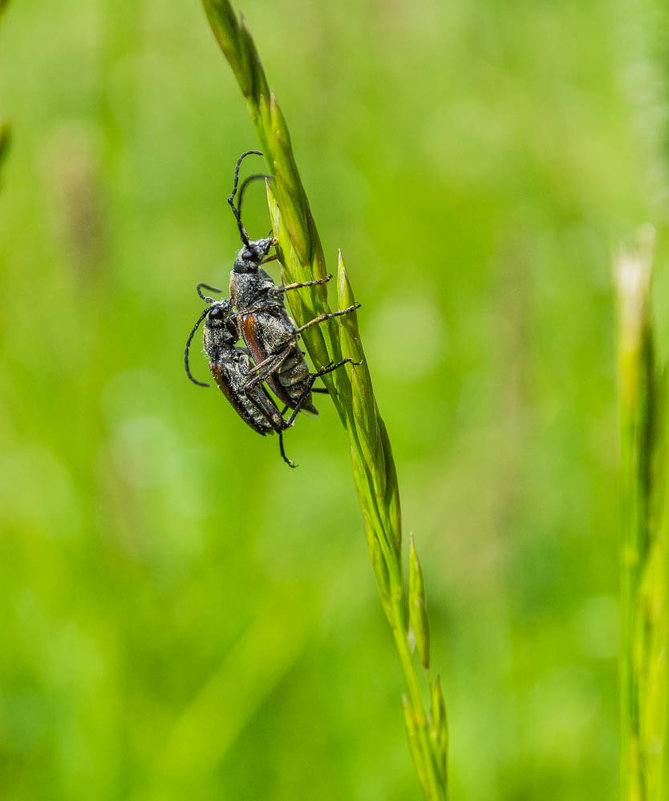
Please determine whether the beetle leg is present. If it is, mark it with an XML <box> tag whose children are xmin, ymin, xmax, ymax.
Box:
<box><xmin>246</xmin><ymin>347</ymin><xmax>288</xmax><ymax>375</ymax></box>
<box><xmin>284</xmin><ymin>374</ymin><xmax>319</xmax><ymax>426</ymax></box>
<box><xmin>293</xmin><ymin>303</ymin><xmax>361</xmax><ymax>335</ymax></box>
<box><xmin>243</xmin><ymin>384</ymin><xmax>287</xmax><ymax>432</ymax></box>
<box><xmin>278</xmin><ymin>431</ymin><xmax>297</xmax><ymax>468</ymax></box>
<box><xmin>244</xmin><ymin>347</ymin><xmax>292</xmax><ymax>391</ymax></box>
<box><xmin>282</xmin><ymin>359</ymin><xmax>359</xmax><ymax>427</ymax></box>
<box><xmin>315</xmin><ymin>357</ymin><xmax>362</xmax><ymax>378</ymax></box>
<box><xmin>269</xmin><ymin>275</ymin><xmax>333</xmax><ymax>296</ymax></box>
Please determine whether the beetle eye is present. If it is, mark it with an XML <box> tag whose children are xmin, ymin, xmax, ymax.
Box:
<box><xmin>209</xmin><ymin>307</ymin><xmax>222</xmax><ymax>319</ymax></box>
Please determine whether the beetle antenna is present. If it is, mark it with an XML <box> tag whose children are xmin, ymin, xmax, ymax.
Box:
<box><xmin>237</xmin><ymin>173</ymin><xmax>273</xmax><ymax>222</ymax></box>
<box><xmin>184</xmin><ymin>307</ymin><xmax>212</xmax><ymax>387</ymax></box>
<box><xmin>228</xmin><ymin>202</ymin><xmax>250</xmax><ymax>247</ymax></box>
<box><xmin>228</xmin><ymin>150</ymin><xmax>263</xmax><ymax>247</ymax></box>
<box><xmin>196</xmin><ymin>282</ymin><xmax>222</xmax><ymax>302</ymax></box>
<box><xmin>230</xmin><ymin>150</ymin><xmax>263</xmax><ymax>200</ymax></box>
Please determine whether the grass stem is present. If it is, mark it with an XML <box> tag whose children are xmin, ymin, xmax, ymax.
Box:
<box><xmin>200</xmin><ymin>2</ymin><xmax>449</xmax><ymax>796</ymax></box>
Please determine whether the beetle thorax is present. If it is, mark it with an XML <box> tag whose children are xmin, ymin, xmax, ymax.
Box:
<box><xmin>203</xmin><ymin>312</ymin><xmax>236</xmax><ymax>359</ymax></box>
<box><xmin>229</xmin><ymin>270</ymin><xmax>257</xmax><ymax>310</ymax></box>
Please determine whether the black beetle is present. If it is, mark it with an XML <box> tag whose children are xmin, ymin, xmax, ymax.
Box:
<box><xmin>226</xmin><ymin>150</ymin><xmax>361</xmax><ymax>414</ymax></box>
<box><xmin>185</xmin><ymin>284</ymin><xmax>357</xmax><ymax>467</ymax></box>
<box><xmin>184</xmin><ymin>286</ymin><xmax>315</xmax><ymax>467</ymax></box>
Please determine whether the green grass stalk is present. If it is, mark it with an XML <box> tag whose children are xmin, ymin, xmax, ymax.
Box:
<box><xmin>200</xmin><ymin>2</ymin><xmax>448</xmax><ymax>797</ymax></box>
<box><xmin>615</xmin><ymin>227</ymin><xmax>668</xmax><ymax>801</ymax></box>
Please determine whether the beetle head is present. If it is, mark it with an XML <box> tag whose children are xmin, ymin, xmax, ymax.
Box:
<box><xmin>204</xmin><ymin>299</ymin><xmax>236</xmax><ymax>345</ymax></box>
<box><xmin>233</xmin><ymin>237</ymin><xmax>274</xmax><ymax>274</ymax></box>
<box><xmin>185</xmin><ymin>294</ymin><xmax>239</xmax><ymax>386</ymax></box>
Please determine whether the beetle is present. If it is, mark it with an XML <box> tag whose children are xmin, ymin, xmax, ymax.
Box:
<box><xmin>226</xmin><ymin>150</ymin><xmax>361</xmax><ymax>414</ymax></box>
<box><xmin>185</xmin><ymin>284</ymin><xmax>357</xmax><ymax>467</ymax></box>
<box><xmin>184</xmin><ymin>285</ymin><xmax>303</xmax><ymax>467</ymax></box>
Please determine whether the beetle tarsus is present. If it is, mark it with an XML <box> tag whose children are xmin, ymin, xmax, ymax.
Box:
<box><xmin>278</xmin><ymin>431</ymin><xmax>297</xmax><ymax>468</ymax></box>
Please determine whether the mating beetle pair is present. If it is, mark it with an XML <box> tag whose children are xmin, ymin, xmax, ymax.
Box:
<box><xmin>184</xmin><ymin>151</ymin><xmax>360</xmax><ymax>467</ymax></box>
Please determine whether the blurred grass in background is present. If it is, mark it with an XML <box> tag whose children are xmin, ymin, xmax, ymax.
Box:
<box><xmin>1</xmin><ymin>0</ymin><xmax>668</xmax><ymax>799</ymax></box>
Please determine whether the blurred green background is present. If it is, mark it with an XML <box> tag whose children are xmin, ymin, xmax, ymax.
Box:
<box><xmin>1</xmin><ymin>1</ymin><xmax>668</xmax><ymax>799</ymax></box>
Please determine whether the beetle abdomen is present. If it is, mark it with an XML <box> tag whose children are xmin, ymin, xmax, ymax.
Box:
<box><xmin>208</xmin><ymin>350</ymin><xmax>289</xmax><ymax>435</ymax></box>
<box><xmin>238</xmin><ymin>311</ymin><xmax>318</xmax><ymax>414</ymax></box>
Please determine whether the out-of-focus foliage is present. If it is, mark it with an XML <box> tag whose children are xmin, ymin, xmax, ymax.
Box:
<box><xmin>616</xmin><ymin>231</ymin><xmax>669</xmax><ymax>801</ymax></box>
<box><xmin>0</xmin><ymin>1</ymin><xmax>668</xmax><ymax>800</ymax></box>
<box><xmin>0</xmin><ymin>1</ymin><xmax>8</xmax><ymax>176</ymax></box>
<box><xmin>0</xmin><ymin>123</ymin><xmax>9</xmax><ymax>170</ymax></box>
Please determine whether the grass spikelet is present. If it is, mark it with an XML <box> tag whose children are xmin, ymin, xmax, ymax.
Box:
<box><xmin>201</xmin><ymin>1</ymin><xmax>448</xmax><ymax>797</ymax></box>
<box><xmin>409</xmin><ymin>534</ymin><xmax>430</xmax><ymax>671</ymax></box>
